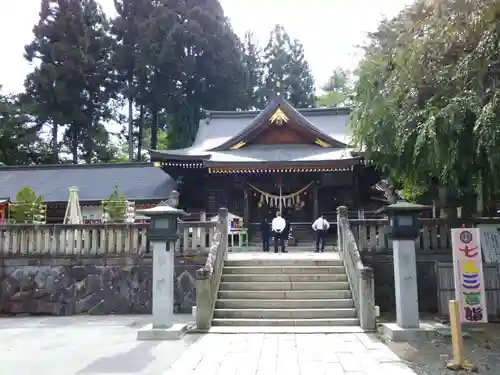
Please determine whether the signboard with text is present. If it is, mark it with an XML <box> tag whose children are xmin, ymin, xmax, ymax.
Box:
<box><xmin>451</xmin><ymin>228</ymin><xmax>488</xmax><ymax>323</ymax></box>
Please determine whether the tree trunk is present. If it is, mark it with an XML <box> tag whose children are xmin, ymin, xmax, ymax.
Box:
<box><xmin>151</xmin><ymin>104</ymin><xmax>158</xmax><ymax>150</ymax></box>
<box><xmin>51</xmin><ymin>123</ymin><xmax>58</xmax><ymax>163</ymax></box>
<box><xmin>72</xmin><ymin>130</ymin><xmax>78</xmax><ymax>164</ymax></box>
<box><xmin>127</xmin><ymin>79</ymin><xmax>134</xmax><ymax>162</ymax></box>
<box><xmin>84</xmin><ymin>107</ymin><xmax>94</xmax><ymax>164</ymax></box>
<box><xmin>137</xmin><ymin>104</ymin><xmax>144</xmax><ymax>161</ymax></box>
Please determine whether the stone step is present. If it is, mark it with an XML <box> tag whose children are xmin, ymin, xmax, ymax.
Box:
<box><xmin>221</xmin><ymin>273</ymin><xmax>348</xmax><ymax>282</ymax></box>
<box><xmin>215</xmin><ymin>298</ymin><xmax>355</xmax><ymax>309</ymax></box>
<box><xmin>211</xmin><ymin>318</ymin><xmax>360</xmax><ymax>327</ymax></box>
<box><xmin>208</xmin><ymin>326</ymin><xmax>364</xmax><ymax>333</ymax></box>
<box><xmin>213</xmin><ymin>308</ymin><xmax>357</xmax><ymax>319</ymax></box>
<box><xmin>224</xmin><ymin>259</ymin><xmax>343</xmax><ymax>267</ymax></box>
<box><xmin>219</xmin><ymin>281</ymin><xmax>350</xmax><ymax>291</ymax></box>
<box><xmin>218</xmin><ymin>290</ymin><xmax>352</xmax><ymax>299</ymax></box>
<box><xmin>223</xmin><ymin>266</ymin><xmax>346</xmax><ymax>274</ymax></box>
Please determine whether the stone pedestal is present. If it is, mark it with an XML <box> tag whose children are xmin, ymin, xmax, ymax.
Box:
<box><xmin>393</xmin><ymin>239</ymin><xmax>419</xmax><ymax>329</ymax></box>
<box><xmin>137</xmin><ymin>240</ymin><xmax>188</xmax><ymax>340</ymax></box>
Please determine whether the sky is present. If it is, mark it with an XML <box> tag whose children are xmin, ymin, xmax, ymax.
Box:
<box><xmin>0</xmin><ymin>0</ymin><xmax>413</xmax><ymax>95</ymax></box>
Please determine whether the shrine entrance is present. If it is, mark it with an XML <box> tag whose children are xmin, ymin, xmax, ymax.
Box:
<box><xmin>247</xmin><ymin>174</ymin><xmax>314</xmax><ymax>224</ymax></box>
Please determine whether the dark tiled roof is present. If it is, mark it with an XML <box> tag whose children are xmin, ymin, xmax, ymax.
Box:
<box><xmin>0</xmin><ymin>162</ymin><xmax>176</xmax><ymax>202</ymax></box>
<box><xmin>149</xmin><ymin>100</ymin><xmax>353</xmax><ymax>162</ymax></box>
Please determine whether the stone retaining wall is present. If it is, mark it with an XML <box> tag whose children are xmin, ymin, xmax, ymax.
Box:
<box><xmin>0</xmin><ymin>253</ymin><xmax>207</xmax><ymax>316</ymax></box>
<box><xmin>361</xmin><ymin>252</ymin><xmax>452</xmax><ymax>314</ymax></box>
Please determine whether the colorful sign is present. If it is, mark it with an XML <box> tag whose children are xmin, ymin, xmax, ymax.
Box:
<box><xmin>451</xmin><ymin>228</ymin><xmax>488</xmax><ymax>323</ymax></box>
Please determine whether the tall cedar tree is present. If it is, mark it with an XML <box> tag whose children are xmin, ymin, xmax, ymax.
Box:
<box><xmin>241</xmin><ymin>32</ymin><xmax>264</xmax><ymax>110</ymax></box>
<box><xmin>138</xmin><ymin>0</ymin><xmax>181</xmax><ymax>151</ymax></box>
<box><xmin>111</xmin><ymin>0</ymin><xmax>153</xmax><ymax>161</ymax></box>
<box><xmin>260</xmin><ymin>25</ymin><xmax>315</xmax><ymax>108</ymax></box>
<box><xmin>146</xmin><ymin>0</ymin><xmax>247</xmax><ymax>149</ymax></box>
<box><xmin>25</xmin><ymin>0</ymin><xmax>115</xmax><ymax>163</ymax></box>
<box><xmin>317</xmin><ymin>68</ymin><xmax>352</xmax><ymax>108</ymax></box>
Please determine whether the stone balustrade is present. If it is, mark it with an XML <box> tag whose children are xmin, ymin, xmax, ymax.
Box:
<box><xmin>195</xmin><ymin>208</ymin><xmax>229</xmax><ymax>331</ymax></box>
<box><xmin>350</xmin><ymin>217</ymin><xmax>500</xmax><ymax>253</ymax></box>
<box><xmin>0</xmin><ymin>223</ymin><xmax>148</xmax><ymax>255</ymax></box>
<box><xmin>337</xmin><ymin>206</ymin><xmax>376</xmax><ymax>331</ymax></box>
<box><xmin>0</xmin><ymin>219</ymin><xmax>219</xmax><ymax>255</ymax></box>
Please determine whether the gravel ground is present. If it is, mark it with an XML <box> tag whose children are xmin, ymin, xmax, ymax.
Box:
<box><xmin>380</xmin><ymin>322</ymin><xmax>500</xmax><ymax>375</ymax></box>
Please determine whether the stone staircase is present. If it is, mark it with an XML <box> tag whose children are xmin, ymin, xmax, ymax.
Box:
<box><xmin>212</xmin><ymin>255</ymin><xmax>359</xmax><ymax>327</ymax></box>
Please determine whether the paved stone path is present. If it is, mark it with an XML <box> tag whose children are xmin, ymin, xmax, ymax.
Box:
<box><xmin>167</xmin><ymin>332</ymin><xmax>417</xmax><ymax>375</ymax></box>
<box><xmin>0</xmin><ymin>315</ymin><xmax>418</xmax><ymax>375</ymax></box>
<box><xmin>0</xmin><ymin>315</ymin><xmax>197</xmax><ymax>375</ymax></box>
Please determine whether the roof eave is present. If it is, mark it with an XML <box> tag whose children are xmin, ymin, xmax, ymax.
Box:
<box><xmin>149</xmin><ymin>150</ymin><xmax>211</xmax><ymax>162</ymax></box>
<box><xmin>203</xmin><ymin>158</ymin><xmax>362</xmax><ymax>168</ymax></box>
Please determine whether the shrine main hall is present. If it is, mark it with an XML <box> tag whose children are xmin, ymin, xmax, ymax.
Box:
<box><xmin>150</xmin><ymin>95</ymin><xmax>383</xmax><ymax>244</ymax></box>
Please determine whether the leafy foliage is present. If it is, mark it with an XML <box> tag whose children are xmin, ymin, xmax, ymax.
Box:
<box><xmin>259</xmin><ymin>25</ymin><xmax>316</xmax><ymax>108</ymax></box>
<box><xmin>317</xmin><ymin>68</ymin><xmax>353</xmax><ymax>108</ymax></box>
<box><xmin>102</xmin><ymin>186</ymin><xmax>128</xmax><ymax>222</ymax></box>
<box><xmin>241</xmin><ymin>32</ymin><xmax>264</xmax><ymax>110</ymax></box>
<box><xmin>3</xmin><ymin>1</ymin><xmax>319</xmax><ymax>164</ymax></box>
<box><xmin>9</xmin><ymin>187</ymin><xmax>46</xmax><ymax>224</ymax></box>
<box><xmin>350</xmin><ymin>0</ymin><xmax>500</xmax><ymax>213</ymax></box>
<box><xmin>0</xmin><ymin>87</ymin><xmax>51</xmax><ymax>165</ymax></box>
<box><xmin>24</xmin><ymin>0</ymin><xmax>116</xmax><ymax>164</ymax></box>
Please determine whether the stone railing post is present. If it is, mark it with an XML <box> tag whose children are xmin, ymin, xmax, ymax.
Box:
<box><xmin>337</xmin><ymin>206</ymin><xmax>347</xmax><ymax>255</ymax></box>
<box><xmin>195</xmin><ymin>268</ymin><xmax>211</xmax><ymax>331</ymax></box>
<box><xmin>359</xmin><ymin>266</ymin><xmax>377</xmax><ymax>331</ymax></box>
<box><xmin>220</xmin><ymin>208</ymin><xmax>229</xmax><ymax>260</ymax></box>
<box><xmin>195</xmin><ymin>207</ymin><xmax>228</xmax><ymax>331</ymax></box>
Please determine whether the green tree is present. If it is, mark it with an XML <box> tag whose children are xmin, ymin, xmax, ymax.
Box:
<box><xmin>25</xmin><ymin>0</ymin><xmax>115</xmax><ymax>164</ymax></box>
<box><xmin>9</xmin><ymin>187</ymin><xmax>46</xmax><ymax>224</ymax></box>
<box><xmin>102</xmin><ymin>186</ymin><xmax>128</xmax><ymax>222</ymax></box>
<box><xmin>260</xmin><ymin>25</ymin><xmax>316</xmax><ymax>108</ymax></box>
<box><xmin>111</xmin><ymin>0</ymin><xmax>154</xmax><ymax>161</ymax></box>
<box><xmin>317</xmin><ymin>68</ymin><xmax>352</xmax><ymax>108</ymax></box>
<box><xmin>0</xmin><ymin>88</ymin><xmax>50</xmax><ymax>165</ymax></box>
<box><xmin>241</xmin><ymin>31</ymin><xmax>264</xmax><ymax>110</ymax></box>
<box><xmin>164</xmin><ymin>0</ymin><xmax>248</xmax><ymax>148</ymax></box>
<box><xmin>350</xmin><ymin>0</ymin><xmax>500</xmax><ymax>216</ymax></box>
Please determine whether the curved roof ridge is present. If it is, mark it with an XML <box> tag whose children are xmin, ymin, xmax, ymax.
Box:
<box><xmin>209</xmin><ymin>96</ymin><xmax>347</xmax><ymax>151</ymax></box>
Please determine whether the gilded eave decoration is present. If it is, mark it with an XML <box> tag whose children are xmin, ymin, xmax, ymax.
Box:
<box><xmin>269</xmin><ymin>108</ymin><xmax>289</xmax><ymax>125</ymax></box>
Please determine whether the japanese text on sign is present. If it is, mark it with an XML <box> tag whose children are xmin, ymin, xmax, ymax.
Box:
<box><xmin>451</xmin><ymin>228</ymin><xmax>488</xmax><ymax>323</ymax></box>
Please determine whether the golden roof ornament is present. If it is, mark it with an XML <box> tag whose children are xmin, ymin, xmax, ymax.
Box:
<box><xmin>269</xmin><ymin>108</ymin><xmax>288</xmax><ymax>125</ymax></box>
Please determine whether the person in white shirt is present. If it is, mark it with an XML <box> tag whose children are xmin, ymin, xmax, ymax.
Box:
<box><xmin>312</xmin><ymin>214</ymin><xmax>330</xmax><ymax>252</ymax></box>
<box><xmin>271</xmin><ymin>211</ymin><xmax>287</xmax><ymax>253</ymax></box>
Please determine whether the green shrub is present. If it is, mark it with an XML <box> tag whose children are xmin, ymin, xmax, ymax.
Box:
<box><xmin>9</xmin><ymin>186</ymin><xmax>46</xmax><ymax>223</ymax></box>
<box><xmin>102</xmin><ymin>186</ymin><xmax>128</xmax><ymax>222</ymax></box>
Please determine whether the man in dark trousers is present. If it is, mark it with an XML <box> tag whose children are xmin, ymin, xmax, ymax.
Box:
<box><xmin>259</xmin><ymin>216</ymin><xmax>271</xmax><ymax>252</ymax></box>
<box><xmin>312</xmin><ymin>213</ymin><xmax>330</xmax><ymax>252</ymax></box>
<box><xmin>271</xmin><ymin>211</ymin><xmax>287</xmax><ymax>253</ymax></box>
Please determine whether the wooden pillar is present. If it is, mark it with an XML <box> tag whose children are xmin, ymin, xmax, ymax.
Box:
<box><xmin>313</xmin><ymin>183</ymin><xmax>319</xmax><ymax>220</ymax></box>
<box><xmin>243</xmin><ymin>189</ymin><xmax>249</xmax><ymax>227</ymax></box>
<box><xmin>353</xmin><ymin>166</ymin><xmax>360</xmax><ymax>209</ymax></box>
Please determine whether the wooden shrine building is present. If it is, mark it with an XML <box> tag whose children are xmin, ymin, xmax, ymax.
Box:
<box><xmin>150</xmin><ymin>95</ymin><xmax>382</xmax><ymax>244</ymax></box>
